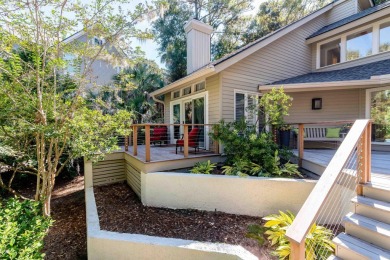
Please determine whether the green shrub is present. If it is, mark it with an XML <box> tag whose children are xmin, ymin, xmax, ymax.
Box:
<box><xmin>190</xmin><ymin>160</ymin><xmax>216</xmax><ymax>174</ymax></box>
<box><xmin>262</xmin><ymin>211</ymin><xmax>334</xmax><ymax>259</ymax></box>
<box><xmin>222</xmin><ymin>159</ymin><xmax>261</xmax><ymax>176</ymax></box>
<box><xmin>0</xmin><ymin>198</ymin><xmax>53</xmax><ymax>259</ymax></box>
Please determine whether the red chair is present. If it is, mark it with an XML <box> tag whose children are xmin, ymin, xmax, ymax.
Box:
<box><xmin>176</xmin><ymin>127</ymin><xmax>201</xmax><ymax>154</ymax></box>
<box><xmin>150</xmin><ymin>127</ymin><xmax>167</xmax><ymax>146</ymax></box>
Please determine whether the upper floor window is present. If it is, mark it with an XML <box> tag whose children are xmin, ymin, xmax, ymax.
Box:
<box><xmin>346</xmin><ymin>29</ymin><xmax>372</xmax><ymax>61</ymax></box>
<box><xmin>380</xmin><ymin>22</ymin><xmax>390</xmax><ymax>53</ymax></box>
<box><xmin>320</xmin><ymin>39</ymin><xmax>341</xmax><ymax>67</ymax></box>
<box><xmin>195</xmin><ymin>81</ymin><xmax>205</xmax><ymax>92</ymax></box>
<box><xmin>182</xmin><ymin>86</ymin><xmax>192</xmax><ymax>96</ymax></box>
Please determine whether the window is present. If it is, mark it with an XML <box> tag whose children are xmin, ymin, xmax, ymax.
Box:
<box><xmin>195</xmin><ymin>81</ymin><xmax>205</xmax><ymax>92</ymax></box>
<box><xmin>234</xmin><ymin>91</ymin><xmax>261</xmax><ymax>127</ymax></box>
<box><xmin>172</xmin><ymin>91</ymin><xmax>180</xmax><ymax>99</ymax></box>
<box><xmin>367</xmin><ymin>87</ymin><xmax>390</xmax><ymax>142</ymax></box>
<box><xmin>380</xmin><ymin>22</ymin><xmax>390</xmax><ymax>53</ymax></box>
<box><xmin>320</xmin><ymin>39</ymin><xmax>341</xmax><ymax>67</ymax></box>
<box><xmin>182</xmin><ymin>86</ymin><xmax>192</xmax><ymax>96</ymax></box>
<box><xmin>346</xmin><ymin>29</ymin><xmax>372</xmax><ymax>61</ymax></box>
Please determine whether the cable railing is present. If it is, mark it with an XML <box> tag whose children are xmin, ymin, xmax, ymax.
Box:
<box><xmin>124</xmin><ymin>124</ymin><xmax>219</xmax><ymax>162</ymax></box>
<box><xmin>285</xmin><ymin>119</ymin><xmax>372</xmax><ymax>259</ymax></box>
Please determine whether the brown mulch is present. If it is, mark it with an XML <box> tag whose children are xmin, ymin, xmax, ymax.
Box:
<box><xmin>43</xmin><ymin>176</ymin><xmax>87</xmax><ymax>260</ymax></box>
<box><xmin>94</xmin><ymin>183</ymin><xmax>276</xmax><ymax>259</ymax></box>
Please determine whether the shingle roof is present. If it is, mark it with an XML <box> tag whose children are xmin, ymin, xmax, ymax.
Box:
<box><xmin>268</xmin><ymin>59</ymin><xmax>390</xmax><ymax>85</ymax></box>
<box><xmin>307</xmin><ymin>1</ymin><xmax>390</xmax><ymax>39</ymax></box>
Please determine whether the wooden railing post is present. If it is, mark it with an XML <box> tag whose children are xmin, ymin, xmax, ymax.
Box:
<box><xmin>289</xmin><ymin>239</ymin><xmax>305</xmax><ymax>260</ymax></box>
<box><xmin>133</xmin><ymin>125</ymin><xmax>138</xmax><ymax>156</ymax></box>
<box><xmin>124</xmin><ymin>135</ymin><xmax>129</xmax><ymax>151</ymax></box>
<box><xmin>357</xmin><ymin>122</ymin><xmax>371</xmax><ymax>195</ymax></box>
<box><xmin>298</xmin><ymin>123</ymin><xmax>304</xmax><ymax>167</ymax></box>
<box><xmin>184</xmin><ymin>124</ymin><xmax>189</xmax><ymax>158</ymax></box>
<box><xmin>145</xmin><ymin>125</ymin><xmax>151</xmax><ymax>162</ymax></box>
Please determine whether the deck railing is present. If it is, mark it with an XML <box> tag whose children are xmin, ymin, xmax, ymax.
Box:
<box><xmin>124</xmin><ymin>124</ymin><xmax>219</xmax><ymax>162</ymax></box>
<box><xmin>283</xmin><ymin>120</ymin><xmax>356</xmax><ymax>167</ymax></box>
<box><xmin>285</xmin><ymin>119</ymin><xmax>371</xmax><ymax>259</ymax></box>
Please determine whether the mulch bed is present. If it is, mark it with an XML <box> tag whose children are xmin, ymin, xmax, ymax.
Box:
<box><xmin>43</xmin><ymin>176</ymin><xmax>87</xmax><ymax>260</ymax></box>
<box><xmin>94</xmin><ymin>183</ymin><xmax>276</xmax><ymax>259</ymax></box>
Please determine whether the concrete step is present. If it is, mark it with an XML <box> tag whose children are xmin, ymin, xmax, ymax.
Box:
<box><xmin>352</xmin><ymin>196</ymin><xmax>390</xmax><ymax>225</ymax></box>
<box><xmin>326</xmin><ymin>255</ymin><xmax>342</xmax><ymax>260</ymax></box>
<box><xmin>333</xmin><ymin>233</ymin><xmax>390</xmax><ymax>260</ymax></box>
<box><xmin>343</xmin><ymin>213</ymin><xmax>390</xmax><ymax>251</ymax></box>
<box><xmin>363</xmin><ymin>183</ymin><xmax>390</xmax><ymax>203</ymax></box>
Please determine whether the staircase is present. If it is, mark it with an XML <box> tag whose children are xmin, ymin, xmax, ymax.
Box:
<box><xmin>332</xmin><ymin>182</ymin><xmax>390</xmax><ymax>260</ymax></box>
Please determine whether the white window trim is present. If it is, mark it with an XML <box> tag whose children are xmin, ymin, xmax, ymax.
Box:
<box><xmin>169</xmin><ymin>91</ymin><xmax>209</xmax><ymax>148</ymax></box>
<box><xmin>234</xmin><ymin>89</ymin><xmax>263</xmax><ymax>129</ymax></box>
<box><xmin>316</xmin><ymin>16</ymin><xmax>390</xmax><ymax>69</ymax></box>
<box><xmin>171</xmin><ymin>80</ymin><xmax>206</xmax><ymax>100</ymax></box>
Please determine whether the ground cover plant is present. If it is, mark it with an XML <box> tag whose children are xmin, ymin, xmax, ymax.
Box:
<box><xmin>0</xmin><ymin>198</ymin><xmax>52</xmax><ymax>259</ymax></box>
<box><xmin>247</xmin><ymin>211</ymin><xmax>335</xmax><ymax>260</ymax></box>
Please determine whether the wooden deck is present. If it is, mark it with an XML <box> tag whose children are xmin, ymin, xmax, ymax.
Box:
<box><xmin>125</xmin><ymin>144</ymin><xmax>219</xmax><ymax>163</ymax></box>
<box><xmin>294</xmin><ymin>149</ymin><xmax>390</xmax><ymax>186</ymax></box>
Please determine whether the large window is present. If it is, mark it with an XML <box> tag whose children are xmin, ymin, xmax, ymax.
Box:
<box><xmin>320</xmin><ymin>39</ymin><xmax>341</xmax><ymax>67</ymax></box>
<box><xmin>346</xmin><ymin>29</ymin><xmax>372</xmax><ymax>61</ymax></box>
<box><xmin>234</xmin><ymin>91</ymin><xmax>264</xmax><ymax>129</ymax></box>
<box><xmin>367</xmin><ymin>88</ymin><xmax>390</xmax><ymax>142</ymax></box>
<box><xmin>380</xmin><ymin>22</ymin><xmax>390</xmax><ymax>53</ymax></box>
<box><xmin>317</xmin><ymin>19</ymin><xmax>390</xmax><ymax>68</ymax></box>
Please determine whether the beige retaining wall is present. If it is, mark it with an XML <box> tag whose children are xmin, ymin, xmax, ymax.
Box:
<box><xmin>141</xmin><ymin>172</ymin><xmax>317</xmax><ymax>217</ymax></box>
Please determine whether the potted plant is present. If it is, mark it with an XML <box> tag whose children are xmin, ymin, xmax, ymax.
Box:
<box><xmin>278</xmin><ymin>124</ymin><xmax>292</xmax><ymax>148</ymax></box>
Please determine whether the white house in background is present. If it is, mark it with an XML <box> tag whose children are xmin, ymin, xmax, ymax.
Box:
<box><xmin>150</xmin><ymin>0</ymin><xmax>390</xmax><ymax>150</ymax></box>
<box><xmin>62</xmin><ymin>29</ymin><xmax>126</xmax><ymax>88</ymax></box>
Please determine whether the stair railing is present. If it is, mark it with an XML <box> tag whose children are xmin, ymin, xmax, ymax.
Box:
<box><xmin>286</xmin><ymin>119</ymin><xmax>372</xmax><ymax>259</ymax></box>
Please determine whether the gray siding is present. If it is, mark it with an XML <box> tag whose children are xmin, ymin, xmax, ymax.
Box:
<box><xmin>286</xmin><ymin>89</ymin><xmax>366</xmax><ymax>123</ymax></box>
<box><xmin>221</xmin><ymin>13</ymin><xmax>328</xmax><ymax>121</ymax></box>
<box><xmin>326</xmin><ymin>0</ymin><xmax>358</xmax><ymax>24</ymax></box>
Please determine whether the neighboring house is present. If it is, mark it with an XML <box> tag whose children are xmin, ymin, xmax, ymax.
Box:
<box><xmin>62</xmin><ymin>29</ymin><xmax>125</xmax><ymax>88</ymax></box>
<box><xmin>150</xmin><ymin>0</ymin><xmax>390</xmax><ymax>151</ymax></box>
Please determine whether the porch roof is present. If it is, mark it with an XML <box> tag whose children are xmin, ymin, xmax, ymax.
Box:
<box><xmin>270</xmin><ymin>59</ymin><xmax>390</xmax><ymax>85</ymax></box>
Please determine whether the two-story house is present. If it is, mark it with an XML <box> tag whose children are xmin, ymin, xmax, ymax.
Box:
<box><xmin>150</xmin><ymin>0</ymin><xmax>390</xmax><ymax>152</ymax></box>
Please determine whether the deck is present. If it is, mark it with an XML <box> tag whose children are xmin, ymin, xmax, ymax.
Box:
<box><xmin>294</xmin><ymin>149</ymin><xmax>390</xmax><ymax>186</ymax></box>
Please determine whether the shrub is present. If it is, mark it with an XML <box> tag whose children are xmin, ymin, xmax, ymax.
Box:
<box><xmin>0</xmin><ymin>198</ymin><xmax>53</xmax><ymax>259</ymax></box>
<box><xmin>262</xmin><ymin>211</ymin><xmax>334</xmax><ymax>259</ymax></box>
<box><xmin>210</xmin><ymin>119</ymin><xmax>300</xmax><ymax>177</ymax></box>
<box><xmin>190</xmin><ymin>160</ymin><xmax>216</xmax><ymax>174</ymax></box>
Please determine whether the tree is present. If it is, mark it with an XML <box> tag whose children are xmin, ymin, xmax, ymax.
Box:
<box><xmin>0</xmin><ymin>0</ymin><xmax>161</xmax><ymax>216</ymax></box>
<box><xmin>243</xmin><ymin>0</ymin><xmax>331</xmax><ymax>45</ymax></box>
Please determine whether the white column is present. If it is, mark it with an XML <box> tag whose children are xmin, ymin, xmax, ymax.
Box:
<box><xmin>372</xmin><ymin>23</ymin><xmax>380</xmax><ymax>55</ymax></box>
<box><xmin>340</xmin><ymin>35</ymin><xmax>347</xmax><ymax>62</ymax></box>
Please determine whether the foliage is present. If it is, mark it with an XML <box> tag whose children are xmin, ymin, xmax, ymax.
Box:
<box><xmin>243</xmin><ymin>0</ymin><xmax>331</xmax><ymax>45</ymax></box>
<box><xmin>0</xmin><ymin>198</ymin><xmax>53</xmax><ymax>259</ymax></box>
<box><xmin>210</xmin><ymin>119</ymin><xmax>300</xmax><ymax>177</ymax></box>
<box><xmin>259</xmin><ymin>87</ymin><xmax>292</xmax><ymax>128</ymax></box>
<box><xmin>262</xmin><ymin>211</ymin><xmax>335</xmax><ymax>259</ymax></box>
<box><xmin>190</xmin><ymin>160</ymin><xmax>217</xmax><ymax>174</ymax></box>
<box><xmin>246</xmin><ymin>224</ymin><xmax>267</xmax><ymax>246</ymax></box>
<box><xmin>0</xmin><ymin>0</ymin><xmax>160</xmax><ymax>215</ymax></box>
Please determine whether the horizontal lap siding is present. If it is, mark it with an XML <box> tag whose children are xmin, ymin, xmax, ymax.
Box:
<box><xmin>92</xmin><ymin>159</ymin><xmax>125</xmax><ymax>186</ymax></box>
<box><xmin>125</xmin><ymin>161</ymin><xmax>141</xmax><ymax>197</ymax></box>
<box><xmin>221</xmin><ymin>14</ymin><xmax>328</xmax><ymax>122</ymax></box>
<box><xmin>326</xmin><ymin>0</ymin><xmax>357</xmax><ymax>25</ymax></box>
<box><xmin>286</xmin><ymin>89</ymin><xmax>365</xmax><ymax>123</ymax></box>
<box><xmin>206</xmin><ymin>74</ymin><xmax>221</xmax><ymax>124</ymax></box>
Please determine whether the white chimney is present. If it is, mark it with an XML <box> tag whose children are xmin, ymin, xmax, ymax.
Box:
<box><xmin>184</xmin><ymin>19</ymin><xmax>213</xmax><ymax>75</ymax></box>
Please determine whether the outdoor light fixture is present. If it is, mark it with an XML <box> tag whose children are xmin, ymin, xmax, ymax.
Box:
<box><xmin>312</xmin><ymin>98</ymin><xmax>322</xmax><ymax>110</ymax></box>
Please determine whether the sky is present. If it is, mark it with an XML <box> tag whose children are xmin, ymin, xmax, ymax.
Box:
<box><xmin>128</xmin><ymin>0</ymin><xmax>266</xmax><ymax>68</ymax></box>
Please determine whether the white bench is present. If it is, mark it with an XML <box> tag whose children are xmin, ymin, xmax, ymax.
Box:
<box><xmin>303</xmin><ymin>126</ymin><xmax>345</xmax><ymax>142</ymax></box>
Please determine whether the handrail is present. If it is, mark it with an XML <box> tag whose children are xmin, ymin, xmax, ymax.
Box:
<box><xmin>284</xmin><ymin>120</ymin><xmax>356</xmax><ymax>126</ymax></box>
<box><xmin>286</xmin><ymin>119</ymin><xmax>371</xmax><ymax>259</ymax></box>
<box><xmin>124</xmin><ymin>123</ymin><xmax>218</xmax><ymax>162</ymax></box>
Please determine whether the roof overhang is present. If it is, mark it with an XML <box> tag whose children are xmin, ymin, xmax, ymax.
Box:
<box><xmin>150</xmin><ymin>66</ymin><xmax>216</xmax><ymax>97</ymax></box>
<box><xmin>259</xmin><ymin>74</ymin><xmax>390</xmax><ymax>93</ymax></box>
<box><xmin>306</xmin><ymin>6</ymin><xmax>390</xmax><ymax>44</ymax></box>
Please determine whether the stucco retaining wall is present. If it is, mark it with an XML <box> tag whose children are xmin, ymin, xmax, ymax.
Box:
<box><xmin>141</xmin><ymin>172</ymin><xmax>317</xmax><ymax>217</ymax></box>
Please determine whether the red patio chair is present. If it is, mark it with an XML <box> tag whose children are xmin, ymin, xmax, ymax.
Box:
<box><xmin>176</xmin><ymin>127</ymin><xmax>201</xmax><ymax>154</ymax></box>
<box><xmin>150</xmin><ymin>126</ymin><xmax>167</xmax><ymax>146</ymax></box>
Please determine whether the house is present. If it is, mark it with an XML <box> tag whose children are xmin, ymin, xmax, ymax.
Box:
<box><xmin>150</xmin><ymin>0</ymin><xmax>390</xmax><ymax>152</ymax></box>
<box><xmin>62</xmin><ymin>29</ymin><xmax>126</xmax><ymax>89</ymax></box>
